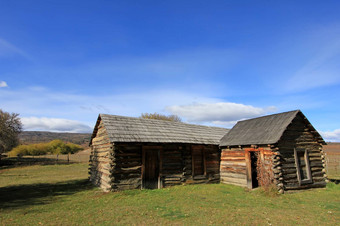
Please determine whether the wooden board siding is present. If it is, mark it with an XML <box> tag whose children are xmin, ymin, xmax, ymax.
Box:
<box><xmin>277</xmin><ymin>114</ymin><xmax>326</xmax><ymax>190</ymax></box>
<box><xmin>89</xmin><ymin>119</ymin><xmax>113</xmax><ymax>191</ymax></box>
<box><xmin>220</xmin><ymin>147</ymin><xmax>247</xmax><ymax>187</ymax></box>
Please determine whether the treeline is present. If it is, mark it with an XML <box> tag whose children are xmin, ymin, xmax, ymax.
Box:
<box><xmin>8</xmin><ymin>140</ymin><xmax>84</xmax><ymax>157</ymax></box>
<box><xmin>19</xmin><ymin>131</ymin><xmax>91</xmax><ymax>146</ymax></box>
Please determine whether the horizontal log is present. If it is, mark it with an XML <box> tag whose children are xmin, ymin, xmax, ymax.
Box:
<box><xmin>220</xmin><ymin>162</ymin><xmax>246</xmax><ymax>167</ymax></box>
<box><xmin>91</xmin><ymin>156</ymin><xmax>111</xmax><ymax>163</ymax></box>
<box><xmin>113</xmin><ymin>173</ymin><xmax>140</xmax><ymax>180</ymax></box>
<box><xmin>93</xmin><ymin>151</ymin><xmax>110</xmax><ymax>158</ymax></box>
<box><xmin>91</xmin><ymin>170</ymin><xmax>111</xmax><ymax>181</ymax></box>
<box><xmin>220</xmin><ymin>180</ymin><xmax>247</xmax><ymax>187</ymax></box>
<box><xmin>115</xmin><ymin>152</ymin><xmax>141</xmax><ymax>157</ymax></box>
<box><xmin>114</xmin><ymin>157</ymin><xmax>140</xmax><ymax>162</ymax></box>
<box><xmin>92</xmin><ymin>137</ymin><xmax>111</xmax><ymax>146</ymax></box>
<box><xmin>117</xmin><ymin>178</ymin><xmax>142</xmax><ymax>185</ymax></box>
<box><xmin>220</xmin><ymin>177</ymin><xmax>247</xmax><ymax>186</ymax></box>
<box><xmin>90</xmin><ymin>174</ymin><xmax>112</xmax><ymax>186</ymax></box>
<box><xmin>283</xmin><ymin>173</ymin><xmax>297</xmax><ymax>180</ymax></box>
<box><xmin>220</xmin><ymin>166</ymin><xmax>246</xmax><ymax>174</ymax></box>
<box><xmin>220</xmin><ymin>172</ymin><xmax>247</xmax><ymax>179</ymax></box>
<box><xmin>312</xmin><ymin>177</ymin><xmax>326</xmax><ymax>182</ymax></box>
<box><xmin>220</xmin><ymin>157</ymin><xmax>245</xmax><ymax>161</ymax></box>
<box><xmin>285</xmin><ymin>181</ymin><xmax>326</xmax><ymax>190</ymax></box>
<box><xmin>92</xmin><ymin>143</ymin><xmax>112</xmax><ymax>150</ymax></box>
<box><xmin>221</xmin><ymin>152</ymin><xmax>245</xmax><ymax>158</ymax></box>
<box><xmin>115</xmin><ymin>161</ymin><xmax>141</xmax><ymax>168</ymax></box>
<box><xmin>115</xmin><ymin>184</ymin><xmax>141</xmax><ymax>190</ymax></box>
<box><xmin>312</xmin><ymin>171</ymin><xmax>324</xmax><ymax>177</ymax></box>
<box><xmin>115</xmin><ymin>145</ymin><xmax>142</xmax><ymax>152</ymax></box>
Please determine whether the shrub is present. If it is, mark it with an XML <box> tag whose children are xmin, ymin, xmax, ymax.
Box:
<box><xmin>256</xmin><ymin>152</ymin><xmax>277</xmax><ymax>195</ymax></box>
<box><xmin>8</xmin><ymin>140</ymin><xmax>84</xmax><ymax>157</ymax></box>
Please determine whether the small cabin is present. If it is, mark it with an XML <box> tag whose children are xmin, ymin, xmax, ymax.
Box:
<box><xmin>89</xmin><ymin>114</ymin><xmax>228</xmax><ymax>191</ymax></box>
<box><xmin>219</xmin><ymin>110</ymin><xmax>327</xmax><ymax>193</ymax></box>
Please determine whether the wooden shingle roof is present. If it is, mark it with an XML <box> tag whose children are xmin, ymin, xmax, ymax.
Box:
<box><xmin>219</xmin><ymin>110</ymin><xmax>325</xmax><ymax>147</ymax></box>
<box><xmin>91</xmin><ymin>114</ymin><xmax>229</xmax><ymax>145</ymax></box>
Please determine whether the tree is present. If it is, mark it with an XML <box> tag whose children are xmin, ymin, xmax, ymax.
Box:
<box><xmin>0</xmin><ymin>109</ymin><xmax>22</xmax><ymax>159</ymax></box>
<box><xmin>140</xmin><ymin>113</ymin><xmax>182</xmax><ymax>122</ymax></box>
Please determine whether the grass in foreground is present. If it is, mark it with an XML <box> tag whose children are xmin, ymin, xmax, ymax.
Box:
<box><xmin>0</xmin><ymin>163</ymin><xmax>339</xmax><ymax>225</ymax></box>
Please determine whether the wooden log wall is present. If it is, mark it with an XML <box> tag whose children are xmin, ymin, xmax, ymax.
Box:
<box><xmin>161</xmin><ymin>144</ymin><xmax>184</xmax><ymax>187</ymax></box>
<box><xmin>89</xmin><ymin>119</ymin><xmax>114</xmax><ymax>192</ymax></box>
<box><xmin>90</xmin><ymin>139</ymin><xmax>221</xmax><ymax>191</ymax></box>
<box><xmin>111</xmin><ymin>143</ymin><xmax>142</xmax><ymax>191</ymax></box>
<box><xmin>181</xmin><ymin>145</ymin><xmax>220</xmax><ymax>184</ymax></box>
<box><xmin>277</xmin><ymin>114</ymin><xmax>326</xmax><ymax>191</ymax></box>
<box><xmin>161</xmin><ymin>144</ymin><xmax>221</xmax><ymax>187</ymax></box>
<box><xmin>203</xmin><ymin>145</ymin><xmax>221</xmax><ymax>183</ymax></box>
<box><xmin>220</xmin><ymin>147</ymin><xmax>247</xmax><ymax>187</ymax></box>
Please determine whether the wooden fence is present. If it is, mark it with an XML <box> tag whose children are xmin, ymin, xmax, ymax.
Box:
<box><xmin>17</xmin><ymin>153</ymin><xmax>90</xmax><ymax>164</ymax></box>
<box><xmin>325</xmin><ymin>152</ymin><xmax>340</xmax><ymax>180</ymax></box>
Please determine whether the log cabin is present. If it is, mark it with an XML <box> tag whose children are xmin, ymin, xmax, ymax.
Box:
<box><xmin>219</xmin><ymin>110</ymin><xmax>327</xmax><ymax>193</ymax></box>
<box><xmin>89</xmin><ymin>114</ymin><xmax>228</xmax><ymax>191</ymax></box>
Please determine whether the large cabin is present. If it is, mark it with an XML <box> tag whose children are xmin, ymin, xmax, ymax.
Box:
<box><xmin>89</xmin><ymin>114</ymin><xmax>228</xmax><ymax>191</ymax></box>
<box><xmin>89</xmin><ymin>110</ymin><xmax>328</xmax><ymax>193</ymax></box>
<box><xmin>219</xmin><ymin>110</ymin><xmax>327</xmax><ymax>193</ymax></box>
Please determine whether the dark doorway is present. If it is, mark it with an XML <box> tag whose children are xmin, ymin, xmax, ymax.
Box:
<box><xmin>192</xmin><ymin>147</ymin><xmax>205</xmax><ymax>176</ymax></box>
<box><xmin>250</xmin><ymin>152</ymin><xmax>259</xmax><ymax>188</ymax></box>
<box><xmin>143</xmin><ymin>149</ymin><xmax>160</xmax><ymax>189</ymax></box>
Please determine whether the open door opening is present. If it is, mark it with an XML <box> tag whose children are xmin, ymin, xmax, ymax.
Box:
<box><xmin>250</xmin><ymin>151</ymin><xmax>259</xmax><ymax>189</ymax></box>
<box><xmin>142</xmin><ymin>147</ymin><xmax>161</xmax><ymax>189</ymax></box>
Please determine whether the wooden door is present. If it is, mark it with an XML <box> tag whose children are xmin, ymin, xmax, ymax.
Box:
<box><xmin>192</xmin><ymin>146</ymin><xmax>205</xmax><ymax>176</ymax></box>
<box><xmin>142</xmin><ymin>147</ymin><xmax>161</xmax><ymax>189</ymax></box>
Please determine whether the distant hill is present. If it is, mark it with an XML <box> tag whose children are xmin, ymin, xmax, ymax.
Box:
<box><xmin>18</xmin><ymin>131</ymin><xmax>340</xmax><ymax>151</ymax></box>
<box><xmin>19</xmin><ymin>131</ymin><xmax>91</xmax><ymax>147</ymax></box>
<box><xmin>324</xmin><ymin>142</ymin><xmax>340</xmax><ymax>153</ymax></box>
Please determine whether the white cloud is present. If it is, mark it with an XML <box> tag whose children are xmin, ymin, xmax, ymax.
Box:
<box><xmin>0</xmin><ymin>81</ymin><xmax>8</xmax><ymax>88</ymax></box>
<box><xmin>21</xmin><ymin>117</ymin><xmax>92</xmax><ymax>133</ymax></box>
<box><xmin>320</xmin><ymin>129</ymin><xmax>340</xmax><ymax>142</ymax></box>
<box><xmin>166</xmin><ymin>102</ymin><xmax>277</xmax><ymax>126</ymax></box>
<box><xmin>0</xmin><ymin>38</ymin><xmax>32</xmax><ymax>59</ymax></box>
<box><xmin>0</xmin><ymin>86</ymin><xmax>221</xmax><ymax>129</ymax></box>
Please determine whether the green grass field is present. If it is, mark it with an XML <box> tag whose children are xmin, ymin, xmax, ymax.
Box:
<box><xmin>0</xmin><ymin>163</ymin><xmax>339</xmax><ymax>225</ymax></box>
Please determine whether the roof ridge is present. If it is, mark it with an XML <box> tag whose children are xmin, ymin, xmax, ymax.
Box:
<box><xmin>237</xmin><ymin>109</ymin><xmax>300</xmax><ymax>124</ymax></box>
<box><xmin>92</xmin><ymin>113</ymin><xmax>229</xmax><ymax>145</ymax></box>
<box><xmin>99</xmin><ymin>113</ymin><xmax>228</xmax><ymax>130</ymax></box>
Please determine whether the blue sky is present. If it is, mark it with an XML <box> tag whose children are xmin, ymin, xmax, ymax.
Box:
<box><xmin>1</xmin><ymin>1</ymin><xmax>340</xmax><ymax>141</ymax></box>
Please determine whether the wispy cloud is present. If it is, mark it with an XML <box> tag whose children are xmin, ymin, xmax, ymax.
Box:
<box><xmin>166</xmin><ymin>102</ymin><xmax>277</xmax><ymax>126</ymax></box>
<box><xmin>0</xmin><ymin>86</ymin><xmax>221</xmax><ymax>127</ymax></box>
<box><xmin>21</xmin><ymin>117</ymin><xmax>92</xmax><ymax>133</ymax></box>
<box><xmin>0</xmin><ymin>81</ymin><xmax>8</xmax><ymax>88</ymax></box>
<box><xmin>283</xmin><ymin>25</ymin><xmax>340</xmax><ymax>93</ymax></box>
<box><xmin>0</xmin><ymin>38</ymin><xmax>32</xmax><ymax>60</ymax></box>
<box><xmin>320</xmin><ymin>129</ymin><xmax>340</xmax><ymax>142</ymax></box>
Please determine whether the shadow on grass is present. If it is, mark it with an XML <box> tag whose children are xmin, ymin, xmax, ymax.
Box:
<box><xmin>0</xmin><ymin>179</ymin><xmax>93</xmax><ymax>209</ymax></box>
<box><xmin>329</xmin><ymin>178</ymin><xmax>340</xmax><ymax>184</ymax></box>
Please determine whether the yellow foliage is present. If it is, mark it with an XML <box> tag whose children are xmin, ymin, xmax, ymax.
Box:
<box><xmin>8</xmin><ymin>140</ymin><xmax>84</xmax><ymax>157</ymax></box>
